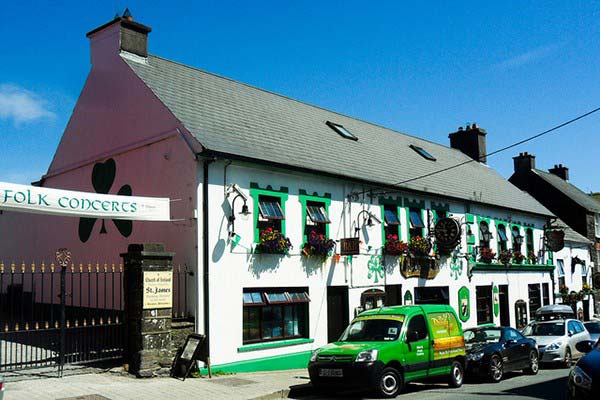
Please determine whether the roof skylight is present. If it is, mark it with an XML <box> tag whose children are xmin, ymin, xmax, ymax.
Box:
<box><xmin>326</xmin><ymin>121</ymin><xmax>358</xmax><ymax>141</ymax></box>
<box><xmin>410</xmin><ymin>144</ymin><xmax>436</xmax><ymax>161</ymax></box>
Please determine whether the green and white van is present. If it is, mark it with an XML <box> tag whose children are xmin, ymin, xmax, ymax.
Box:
<box><xmin>308</xmin><ymin>304</ymin><xmax>466</xmax><ymax>397</ymax></box>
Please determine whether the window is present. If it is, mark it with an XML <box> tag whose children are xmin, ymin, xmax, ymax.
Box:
<box><xmin>406</xmin><ymin>315</ymin><xmax>428</xmax><ymax>341</ymax></box>
<box><xmin>326</xmin><ymin>121</ymin><xmax>358</xmax><ymax>141</ymax></box>
<box><xmin>409</xmin><ymin>208</ymin><xmax>425</xmax><ymax>239</ymax></box>
<box><xmin>582</xmin><ymin>263</ymin><xmax>588</xmax><ymax>287</ymax></box>
<box><xmin>557</xmin><ymin>259</ymin><xmax>566</xmax><ymax>288</ymax></box>
<box><xmin>512</xmin><ymin>226</ymin><xmax>522</xmax><ymax>253</ymax></box>
<box><xmin>504</xmin><ymin>328</ymin><xmax>524</xmax><ymax>341</ymax></box>
<box><xmin>479</xmin><ymin>221</ymin><xmax>491</xmax><ymax>248</ymax></box>
<box><xmin>414</xmin><ymin>286</ymin><xmax>449</xmax><ymax>305</ymax></box>
<box><xmin>383</xmin><ymin>205</ymin><xmax>400</xmax><ymax>239</ymax></box>
<box><xmin>476</xmin><ymin>286</ymin><xmax>493</xmax><ymax>325</ymax></box>
<box><xmin>542</xmin><ymin>283</ymin><xmax>550</xmax><ymax>306</ymax></box>
<box><xmin>497</xmin><ymin>224</ymin><xmax>508</xmax><ymax>251</ymax></box>
<box><xmin>528</xmin><ymin>284</ymin><xmax>541</xmax><ymax>315</ymax></box>
<box><xmin>258</xmin><ymin>195</ymin><xmax>284</xmax><ymax>232</ymax></box>
<box><xmin>305</xmin><ymin>200</ymin><xmax>329</xmax><ymax>237</ymax></box>
<box><xmin>385</xmin><ymin>284</ymin><xmax>402</xmax><ymax>306</ymax></box>
<box><xmin>410</xmin><ymin>144</ymin><xmax>436</xmax><ymax>161</ymax></box>
<box><xmin>242</xmin><ymin>288</ymin><xmax>309</xmax><ymax>344</ymax></box>
<box><xmin>596</xmin><ymin>214</ymin><xmax>600</xmax><ymax>238</ymax></box>
<box><xmin>525</xmin><ymin>228</ymin><xmax>534</xmax><ymax>256</ymax></box>
<box><xmin>515</xmin><ymin>300</ymin><xmax>528</xmax><ymax>329</ymax></box>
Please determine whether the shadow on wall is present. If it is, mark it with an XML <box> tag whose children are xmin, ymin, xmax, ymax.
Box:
<box><xmin>249</xmin><ymin>253</ymin><xmax>284</xmax><ymax>278</ymax></box>
<box><xmin>301</xmin><ymin>255</ymin><xmax>329</xmax><ymax>277</ymax></box>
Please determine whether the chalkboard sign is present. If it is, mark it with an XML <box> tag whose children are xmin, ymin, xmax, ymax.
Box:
<box><xmin>171</xmin><ymin>334</ymin><xmax>210</xmax><ymax>380</ymax></box>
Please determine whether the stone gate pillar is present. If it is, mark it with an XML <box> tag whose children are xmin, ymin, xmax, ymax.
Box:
<box><xmin>121</xmin><ymin>243</ymin><xmax>175</xmax><ymax>377</ymax></box>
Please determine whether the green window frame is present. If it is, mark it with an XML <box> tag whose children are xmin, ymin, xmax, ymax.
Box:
<box><xmin>249</xmin><ymin>185</ymin><xmax>289</xmax><ymax>243</ymax></box>
<box><xmin>299</xmin><ymin>192</ymin><xmax>332</xmax><ymax>246</ymax></box>
<box><xmin>408</xmin><ymin>208</ymin><xmax>425</xmax><ymax>240</ymax></box>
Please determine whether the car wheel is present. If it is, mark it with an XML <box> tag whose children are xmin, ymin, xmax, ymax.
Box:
<box><xmin>563</xmin><ymin>347</ymin><xmax>572</xmax><ymax>368</ymax></box>
<box><xmin>448</xmin><ymin>360</ymin><xmax>464</xmax><ymax>388</ymax></box>
<box><xmin>524</xmin><ymin>350</ymin><xmax>539</xmax><ymax>375</ymax></box>
<box><xmin>377</xmin><ymin>367</ymin><xmax>404</xmax><ymax>398</ymax></box>
<box><xmin>489</xmin><ymin>355</ymin><xmax>503</xmax><ymax>382</ymax></box>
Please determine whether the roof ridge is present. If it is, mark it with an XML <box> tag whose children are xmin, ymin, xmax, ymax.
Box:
<box><xmin>144</xmin><ymin>54</ymin><xmax>462</xmax><ymax>152</ymax></box>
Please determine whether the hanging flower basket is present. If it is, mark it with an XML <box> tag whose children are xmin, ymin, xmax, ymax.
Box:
<box><xmin>384</xmin><ymin>234</ymin><xmax>408</xmax><ymax>256</ymax></box>
<box><xmin>527</xmin><ymin>250</ymin><xmax>538</xmax><ymax>264</ymax></box>
<box><xmin>408</xmin><ymin>236</ymin><xmax>431</xmax><ymax>257</ymax></box>
<box><xmin>512</xmin><ymin>251</ymin><xmax>525</xmax><ymax>264</ymax></box>
<box><xmin>302</xmin><ymin>230</ymin><xmax>336</xmax><ymax>258</ymax></box>
<box><xmin>479</xmin><ymin>247</ymin><xmax>496</xmax><ymax>264</ymax></box>
<box><xmin>255</xmin><ymin>228</ymin><xmax>292</xmax><ymax>254</ymax></box>
<box><xmin>498</xmin><ymin>250</ymin><xmax>512</xmax><ymax>265</ymax></box>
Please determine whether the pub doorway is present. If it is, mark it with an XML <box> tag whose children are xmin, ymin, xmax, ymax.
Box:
<box><xmin>327</xmin><ymin>286</ymin><xmax>349</xmax><ymax>342</ymax></box>
<box><xmin>499</xmin><ymin>285</ymin><xmax>510</xmax><ymax>327</ymax></box>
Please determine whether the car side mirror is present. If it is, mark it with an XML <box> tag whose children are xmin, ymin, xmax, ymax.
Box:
<box><xmin>575</xmin><ymin>340</ymin><xmax>594</xmax><ymax>354</ymax></box>
<box><xmin>568</xmin><ymin>330</ymin><xmax>574</xmax><ymax>337</ymax></box>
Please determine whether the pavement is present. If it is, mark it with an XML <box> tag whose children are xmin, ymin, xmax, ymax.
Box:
<box><xmin>1</xmin><ymin>365</ymin><xmax>571</xmax><ymax>400</ymax></box>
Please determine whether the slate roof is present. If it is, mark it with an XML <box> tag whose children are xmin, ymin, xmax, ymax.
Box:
<box><xmin>533</xmin><ymin>169</ymin><xmax>600</xmax><ymax>213</ymax></box>
<box><xmin>124</xmin><ymin>54</ymin><xmax>553</xmax><ymax>217</ymax></box>
<box><xmin>554</xmin><ymin>218</ymin><xmax>593</xmax><ymax>244</ymax></box>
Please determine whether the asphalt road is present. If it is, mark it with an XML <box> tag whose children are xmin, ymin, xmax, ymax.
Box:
<box><xmin>288</xmin><ymin>367</ymin><xmax>571</xmax><ymax>400</ymax></box>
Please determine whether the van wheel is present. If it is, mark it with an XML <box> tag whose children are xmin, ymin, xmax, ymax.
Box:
<box><xmin>448</xmin><ymin>361</ymin><xmax>464</xmax><ymax>388</ymax></box>
<box><xmin>524</xmin><ymin>350</ymin><xmax>539</xmax><ymax>375</ymax></box>
<box><xmin>377</xmin><ymin>367</ymin><xmax>404</xmax><ymax>398</ymax></box>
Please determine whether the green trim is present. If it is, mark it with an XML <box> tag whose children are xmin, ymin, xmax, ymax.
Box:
<box><xmin>200</xmin><ymin>350</ymin><xmax>311</xmax><ymax>374</ymax></box>
<box><xmin>299</xmin><ymin>193</ymin><xmax>332</xmax><ymax>246</ymax></box>
<box><xmin>237</xmin><ymin>338</ymin><xmax>314</xmax><ymax>353</ymax></box>
<box><xmin>403</xmin><ymin>198</ymin><xmax>425</xmax><ymax>209</ymax></box>
<box><xmin>378</xmin><ymin>196</ymin><xmax>403</xmax><ymax>206</ymax></box>
<box><xmin>465</xmin><ymin>213</ymin><xmax>475</xmax><ymax>224</ymax></box>
<box><xmin>250</xmin><ymin>182</ymin><xmax>289</xmax><ymax>193</ymax></box>
<box><xmin>381</xmin><ymin>204</ymin><xmax>401</xmax><ymax>244</ymax></box>
<box><xmin>249</xmin><ymin>186</ymin><xmax>289</xmax><ymax>243</ymax></box>
<box><xmin>406</xmin><ymin>207</ymin><xmax>425</xmax><ymax>241</ymax></box>
<box><xmin>431</xmin><ymin>202</ymin><xmax>450</xmax><ymax>212</ymax></box>
<box><xmin>472</xmin><ymin>262</ymin><xmax>555</xmax><ymax>272</ymax></box>
<box><xmin>299</xmin><ymin>189</ymin><xmax>331</xmax><ymax>198</ymax></box>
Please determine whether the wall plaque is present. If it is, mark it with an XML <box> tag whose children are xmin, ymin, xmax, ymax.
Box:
<box><xmin>143</xmin><ymin>271</ymin><xmax>173</xmax><ymax>309</ymax></box>
<box><xmin>340</xmin><ymin>238</ymin><xmax>360</xmax><ymax>255</ymax></box>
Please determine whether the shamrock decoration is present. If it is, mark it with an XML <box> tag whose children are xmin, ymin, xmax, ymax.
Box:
<box><xmin>78</xmin><ymin>158</ymin><xmax>133</xmax><ymax>243</ymax></box>
<box><xmin>367</xmin><ymin>255</ymin><xmax>385</xmax><ymax>283</ymax></box>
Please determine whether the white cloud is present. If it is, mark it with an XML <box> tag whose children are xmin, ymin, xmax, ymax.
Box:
<box><xmin>496</xmin><ymin>42</ymin><xmax>565</xmax><ymax>69</ymax></box>
<box><xmin>0</xmin><ymin>84</ymin><xmax>55</xmax><ymax>124</ymax></box>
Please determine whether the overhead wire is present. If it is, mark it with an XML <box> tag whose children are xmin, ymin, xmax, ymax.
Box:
<box><xmin>351</xmin><ymin>106</ymin><xmax>600</xmax><ymax>197</ymax></box>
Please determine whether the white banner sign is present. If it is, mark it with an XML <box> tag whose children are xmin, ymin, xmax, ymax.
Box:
<box><xmin>0</xmin><ymin>181</ymin><xmax>170</xmax><ymax>221</ymax></box>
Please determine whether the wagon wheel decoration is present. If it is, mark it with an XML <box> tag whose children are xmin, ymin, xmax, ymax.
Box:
<box><xmin>367</xmin><ymin>255</ymin><xmax>385</xmax><ymax>284</ymax></box>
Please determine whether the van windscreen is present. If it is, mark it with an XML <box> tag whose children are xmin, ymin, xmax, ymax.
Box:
<box><xmin>339</xmin><ymin>318</ymin><xmax>403</xmax><ymax>342</ymax></box>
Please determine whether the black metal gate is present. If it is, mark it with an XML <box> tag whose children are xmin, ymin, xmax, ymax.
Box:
<box><xmin>0</xmin><ymin>257</ymin><xmax>124</xmax><ymax>373</ymax></box>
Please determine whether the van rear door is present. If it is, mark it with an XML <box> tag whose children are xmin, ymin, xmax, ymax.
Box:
<box><xmin>426</xmin><ymin>311</ymin><xmax>465</xmax><ymax>376</ymax></box>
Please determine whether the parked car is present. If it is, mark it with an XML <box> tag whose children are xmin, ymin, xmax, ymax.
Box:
<box><xmin>0</xmin><ymin>375</ymin><xmax>4</xmax><ymax>400</ymax></box>
<box><xmin>522</xmin><ymin>319</ymin><xmax>590</xmax><ymax>367</ymax></box>
<box><xmin>464</xmin><ymin>326</ymin><xmax>538</xmax><ymax>382</ymax></box>
<box><xmin>567</xmin><ymin>339</ymin><xmax>600</xmax><ymax>399</ymax></box>
<box><xmin>308</xmin><ymin>305</ymin><xmax>466</xmax><ymax>398</ymax></box>
<box><xmin>534</xmin><ymin>304</ymin><xmax>576</xmax><ymax>321</ymax></box>
<box><xmin>583</xmin><ymin>321</ymin><xmax>600</xmax><ymax>342</ymax></box>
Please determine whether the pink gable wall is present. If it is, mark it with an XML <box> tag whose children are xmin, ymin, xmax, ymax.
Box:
<box><xmin>0</xmin><ymin>22</ymin><xmax>199</xmax><ymax>288</ymax></box>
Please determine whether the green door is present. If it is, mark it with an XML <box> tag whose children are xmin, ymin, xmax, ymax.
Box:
<box><xmin>403</xmin><ymin>313</ymin><xmax>430</xmax><ymax>380</ymax></box>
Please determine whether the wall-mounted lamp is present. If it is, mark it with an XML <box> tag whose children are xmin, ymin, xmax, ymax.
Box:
<box><xmin>355</xmin><ymin>210</ymin><xmax>381</xmax><ymax>235</ymax></box>
<box><xmin>226</xmin><ymin>184</ymin><xmax>251</xmax><ymax>237</ymax></box>
<box><xmin>513</xmin><ymin>232</ymin><xmax>524</xmax><ymax>246</ymax></box>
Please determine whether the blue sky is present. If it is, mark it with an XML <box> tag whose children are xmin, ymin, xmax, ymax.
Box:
<box><xmin>1</xmin><ymin>1</ymin><xmax>599</xmax><ymax>192</ymax></box>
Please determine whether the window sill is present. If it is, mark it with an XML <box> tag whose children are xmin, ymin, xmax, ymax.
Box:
<box><xmin>238</xmin><ymin>338</ymin><xmax>314</xmax><ymax>353</ymax></box>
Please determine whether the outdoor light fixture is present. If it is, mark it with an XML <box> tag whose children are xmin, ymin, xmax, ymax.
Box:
<box><xmin>355</xmin><ymin>210</ymin><xmax>381</xmax><ymax>235</ymax></box>
<box><xmin>226</xmin><ymin>184</ymin><xmax>251</xmax><ymax>236</ymax></box>
<box><xmin>513</xmin><ymin>232</ymin><xmax>524</xmax><ymax>246</ymax></box>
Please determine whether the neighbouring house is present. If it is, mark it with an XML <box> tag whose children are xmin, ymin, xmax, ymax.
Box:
<box><xmin>509</xmin><ymin>152</ymin><xmax>600</xmax><ymax>313</ymax></box>
<box><xmin>0</xmin><ymin>14</ymin><xmax>561</xmax><ymax>373</ymax></box>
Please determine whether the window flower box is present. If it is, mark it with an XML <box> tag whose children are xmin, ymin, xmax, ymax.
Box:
<box><xmin>408</xmin><ymin>236</ymin><xmax>431</xmax><ymax>257</ymax></box>
<box><xmin>498</xmin><ymin>250</ymin><xmax>512</xmax><ymax>265</ymax></box>
<box><xmin>527</xmin><ymin>251</ymin><xmax>538</xmax><ymax>265</ymax></box>
<box><xmin>302</xmin><ymin>230</ymin><xmax>336</xmax><ymax>258</ymax></box>
<box><xmin>255</xmin><ymin>228</ymin><xmax>292</xmax><ymax>254</ymax></box>
<box><xmin>479</xmin><ymin>247</ymin><xmax>496</xmax><ymax>264</ymax></box>
<box><xmin>512</xmin><ymin>251</ymin><xmax>525</xmax><ymax>264</ymax></box>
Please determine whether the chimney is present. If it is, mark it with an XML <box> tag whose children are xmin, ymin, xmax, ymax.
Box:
<box><xmin>86</xmin><ymin>9</ymin><xmax>151</xmax><ymax>66</ymax></box>
<box><xmin>549</xmin><ymin>164</ymin><xmax>569</xmax><ymax>181</ymax></box>
<box><xmin>448</xmin><ymin>123</ymin><xmax>488</xmax><ymax>163</ymax></box>
<box><xmin>512</xmin><ymin>152</ymin><xmax>536</xmax><ymax>174</ymax></box>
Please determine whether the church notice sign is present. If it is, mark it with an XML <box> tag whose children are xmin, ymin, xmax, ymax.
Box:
<box><xmin>0</xmin><ymin>181</ymin><xmax>170</xmax><ymax>221</ymax></box>
<box><xmin>143</xmin><ymin>271</ymin><xmax>173</xmax><ymax>309</ymax></box>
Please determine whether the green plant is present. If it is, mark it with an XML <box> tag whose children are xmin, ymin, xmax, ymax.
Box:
<box><xmin>498</xmin><ymin>250</ymin><xmax>512</xmax><ymax>265</ymax></box>
<box><xmin>302</xmin><ymin>230</ymin><xmax>336</xmax><ymax>257</ymax></box>
<box><xmin>479</xmin><ymin>247</ymin><xmax>496</xmax><ymax>263</ymax></box>
<box><xmin>384</xmin><ymin>234</ymin><xmax>408</xmax><ymax>255</ymax></box>
<box><xmin>512</xmin><ymin>251</ymin><xmax>525</xmax><ymax>264</ymax></box>
<box><xmin>256</xmin><ymin>228</ymin><xmax>292</xmax><ymax>254</ymax></box>
<box><xmin>408</xmin><ymin>236</ymin><xmax>431</xmax><ymax>257</ymax></box>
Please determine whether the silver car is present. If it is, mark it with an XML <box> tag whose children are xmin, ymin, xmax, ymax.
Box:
<box><xmin>522</xmin><ymin>319</ymin><xmax>590</xmax><ymax>367</ymax></box>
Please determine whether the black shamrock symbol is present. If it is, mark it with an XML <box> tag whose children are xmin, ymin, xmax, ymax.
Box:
<box><xmin>78</xmin><ymin>158</ymin><xmax>133</xmax><ymax>243</ymax></box>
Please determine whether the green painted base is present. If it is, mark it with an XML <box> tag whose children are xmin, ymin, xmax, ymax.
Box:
<box><xmin>200</xmin><ymin>350</ymin><xmax>311</xmax><ymax>374</ymax></box>
<box><xmin>472</xmin><ymin>262</ymin><xmax>554</xmax><ymax>272</ymax></box>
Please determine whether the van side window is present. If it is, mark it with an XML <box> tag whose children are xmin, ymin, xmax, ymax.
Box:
<box><xmin>406</xmin><ymin>315</ymin><xmax>428</xmax><ymax>341</ymax></box>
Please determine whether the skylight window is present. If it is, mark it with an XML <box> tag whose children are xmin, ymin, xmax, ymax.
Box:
<box><xmin>326</xmin><ymin>121</ymin><xmax>358</xmax><ymax>141</ymax></box>
<box><xmin>410</xmin><ymin>144</ymin><xmax>436</xmax><ymax>161</ymax></box>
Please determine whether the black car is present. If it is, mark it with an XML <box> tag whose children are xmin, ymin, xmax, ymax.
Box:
<box><xmin>464</xmin><ymin>326</ymin><xmax>539</xmax><ymax>382</ymax></box>
<box><xmin>568</xmin><ymin>339</ymin><xmax>599</xmax><ymax>399</ymax></box>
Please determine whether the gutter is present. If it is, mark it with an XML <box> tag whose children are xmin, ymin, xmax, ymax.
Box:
<box><xmin>202</xmin><ymin>157</ymin><xmax>215</xmax><ymax>359</ymax></box>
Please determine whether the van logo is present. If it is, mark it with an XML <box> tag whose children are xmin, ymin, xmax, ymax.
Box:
<box><xmin>331</xmin><ymin>356</ymin><xmax>336</xmax><ymax>362</ymax></box>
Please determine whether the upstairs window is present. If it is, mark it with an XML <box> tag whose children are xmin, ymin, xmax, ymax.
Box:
<box><xmin>512</xmin><ymin>226</ymin><xmax>522</xmax><ymax>253</ymax></box>
<box><xmin>525</xmin><ymin>228</ymin><xmax>534</xmax><ymax>255</ymax></box>
<box><xmin>409</xmin><ymin>208</ymin><xmax>425</xmax><ymax>239</ymax></box>
<box><xmin>383</xmin><ymin>205</ymin><xmax>400</xmax><ymax>239</ymax></box>
<box><xmin>305</xmin><ymin>200</ymin><xmax>330</xmax><ymax>237</ymax></box>
<box><xmin>258</xmin><ymin>195</ymin><xmax>285</xmax><ymax>233</ymax></box>
<box><xmin>596</xmin><ymin>214</ymin><xmax>600</xmax><ymax>238</ymax></box>
<box><xmin>497</xmin><ymin>224</ymin><xmax>508</xmax><ymax>251</ymax></box>
<box><xmin>479</xmin><ymin>221</ymin><xmax>491</xmax><ymax>248</ymax></box>
<box><xmin>410</xmin><ymin>144</ymin><xmax>436</xmax><ymax>161</ymax></box>
<box><xmin>557</xmin><ymin>259</ymin><xmax>566</xmax><ymax>288</ymax></box>
<box><xmin>326</xmin><ymin>121</ymin><xmax>358</xmax><ymax>141</ymax></box>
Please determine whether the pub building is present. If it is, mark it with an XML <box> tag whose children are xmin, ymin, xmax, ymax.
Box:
<box><xmin>0</xmin><ymin>13</ymin><xmax>570</xmax><ymax>373</ymax></box>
